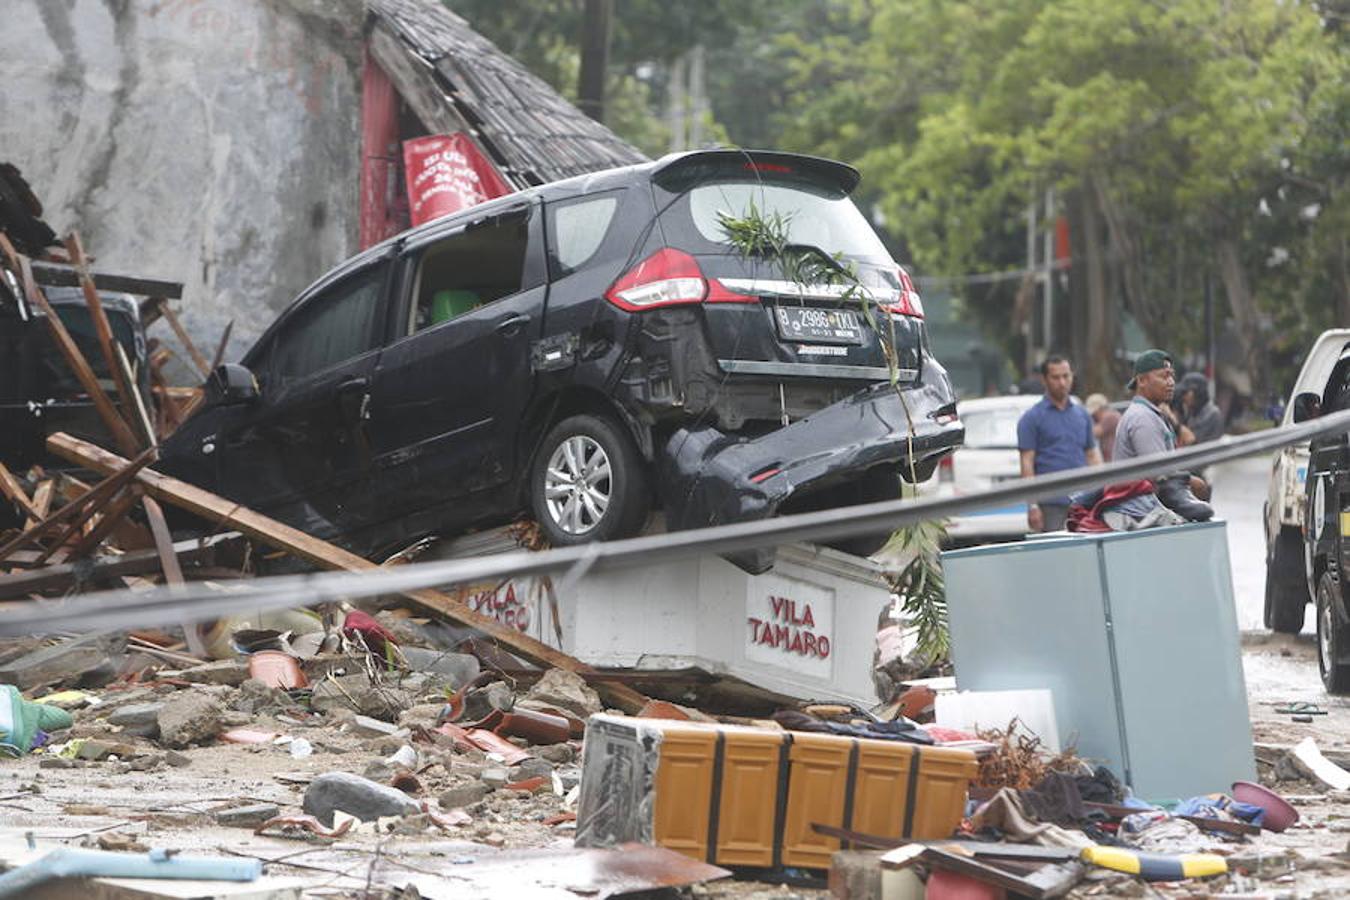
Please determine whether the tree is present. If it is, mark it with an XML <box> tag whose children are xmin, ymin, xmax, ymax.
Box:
<box><xmin>775</xmin><ymin>0</ymin><xmax>1347</xmax><ymax>397</ymax></box>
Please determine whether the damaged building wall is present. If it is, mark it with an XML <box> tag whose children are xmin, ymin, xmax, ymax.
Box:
<box><xmin>0</xmin><ymin>0</ymin><xmax>366</xmax><ymax>357</ymax></box>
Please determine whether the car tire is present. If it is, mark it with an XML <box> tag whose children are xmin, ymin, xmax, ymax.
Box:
<box><xmin>1316</xmin><ymin>570</ymin><xmax>1350</xmax><ymax>694</ymax></box>
<box><xmin>1264</xmin><ymin>528</ymin><xmax>1307</xmax><ymax>633</ymax></box>
<box><xmin>530</xmin><ymin>413</ymin><xmax>649</xmax><ymax>547</ymax></box>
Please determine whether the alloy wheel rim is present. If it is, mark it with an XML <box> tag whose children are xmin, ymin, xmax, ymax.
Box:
<box><xmin>544</xmin><ymin>435</ymin><xmax>612</xmax><ymax>535</ymax></box>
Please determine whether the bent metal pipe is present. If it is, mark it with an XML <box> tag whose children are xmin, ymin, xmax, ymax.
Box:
<box><xmin>4</xmin><ymin>408</ymin><xmax>1349</xmax><ymax>636</ymax></box>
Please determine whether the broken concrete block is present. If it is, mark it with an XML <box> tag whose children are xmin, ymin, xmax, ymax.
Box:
<box><xmin>509</xmin><ymin>758</ymin><xmax>555</xmax><ymax>782</ymax></box>
<box><xmin>480</xmin><ymin>767</ymin><xmax>511</xmax><ymax>789</ymax></box>
<box><xmin>178</xmin><ymin>659</ymin><xmax>250</xmax><ymax>687</ymax></box>
<box><xmin>462</xmin><ymin>681</ymin><xmax>514</xmax><ymax>721</ymax></box>
<box><xmin>398</xmin><ymin>703</ymin><xmax>445</xmax><ymax>729</ymax></box>
<box><xmin>0</xmin><ymin>633</ymin><xmax>126</xmax><ymax>691</ymax></box>
<box><xmin>215</xmin><ymin>803</ymin><xmax>280</xmax><ymax>828</ymax></box>
<box><xmin>525</xmin><ymin>669</ymin><xmax>601</xmax><ymax>719</ymax></box>
<box><xmin>535</xmin><ymin>743</ymin><xmax>576</xmax><ymax>764</ymax></box>
<box><xmin>310</xmin><ymin>673</ymin><xmax>412</xmax><ymax>721</ymax></box>
<box><xmin>164</xmin><ymin>750</ymin><xmax>191</xmax><ymax>768</ymax></box>
<box><xmin>76</xmin><ymin>739</ymin><xmax>138</xmax><ymax>761</ymax></box>
<box><xmin>302</xmin><ymin>771</ymin><xmax>421</xmax><ymax>826</ymax></box>
<box><xmin>156</xmin><ymin>693</ymin><xmax>224</xmax><ymax>748</ymax></box>
<box><xmin>401</xmin><ymin>647</ymin><xmax>480</xmax><ymax>686</ymax></box>
<box><xmin>439</xmin><ymin>782</ymin><xmax>492</xmax><ymax>809</ymax></box>
<box><xmin>828</xmin><ymin>850</ymin><xmax>886</xmax><ymax>900</ymax></box>
<box><xmin>348</xmin><ymin>714</ymin><xmax>402</xmax><ymax>738</ymax></box>
<box><xmin>107</xmin><ymin>702</ymin><xmax>164</xmax><ymax>737</ymax></box>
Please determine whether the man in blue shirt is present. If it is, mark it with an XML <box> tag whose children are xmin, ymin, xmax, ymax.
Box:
<box><xmin>1017</xmin><ymin>355</ymin><xmax>1102</xmax><ymax>532</ymax></box>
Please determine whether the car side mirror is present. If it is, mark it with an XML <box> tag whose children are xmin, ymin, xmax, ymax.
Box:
<box><xmin>1292</xmin><ymin>392</ymin><xmax>1321</xmax><ymax>424</ymax></box>
<box><xmin>206</xmin><ymin>363</ymin><xmax>260</xmax><ymax>406</ymax></box>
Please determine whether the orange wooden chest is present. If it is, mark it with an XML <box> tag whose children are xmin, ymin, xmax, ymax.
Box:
<box><xmin>575</xmin><ymin>714</ymin><xmax>978</xmax><ymax>870</ymax></box>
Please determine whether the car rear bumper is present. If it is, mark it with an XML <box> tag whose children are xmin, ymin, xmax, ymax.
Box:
<box><xmin>659</xmin><ymin>377</ymin><xmax>963</xmax><ymax>532</ymax></box>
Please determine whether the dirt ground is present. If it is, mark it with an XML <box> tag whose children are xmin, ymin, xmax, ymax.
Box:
<box><xmin>0</xmin><ymin>631</ymin><xmax>1345</xmax><ymax>899</ymax></box>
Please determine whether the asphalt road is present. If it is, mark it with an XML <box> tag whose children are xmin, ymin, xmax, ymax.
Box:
<box><xmin>1209</xmin><ymin>450</ymin><xmax>1281</xmax><ymax>633</ymax></box>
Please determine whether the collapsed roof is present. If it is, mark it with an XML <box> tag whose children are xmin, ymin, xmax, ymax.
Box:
<box><xmin>366</xmin><ymin>0</ymin><xmax>648</xmax><ymax>189</ymax></box>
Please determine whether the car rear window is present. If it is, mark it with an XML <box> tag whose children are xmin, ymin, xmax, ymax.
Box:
<box><xmin>687</xmin><ymin>181</ymin><xmax>891</xmax><ymax>263</ymax></box>
<box><xmin>961</xmin><ymin>408</ymin><xmax>1027</xmax><ymax>449</ymax></box>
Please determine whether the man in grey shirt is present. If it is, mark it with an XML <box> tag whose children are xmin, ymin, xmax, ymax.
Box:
<box><xmin>1115</xmin><ymin>349</ymin><xmax>1213</xmax><ymax>520</ymax></box>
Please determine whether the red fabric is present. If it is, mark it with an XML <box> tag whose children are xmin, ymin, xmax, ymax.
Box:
<box><xmin>402</xmin><ymin>133</ymin><xmax>514</xmax><ymax>227</ymax></box>
<box><xmin>359</xmin><ymin>51</ymin><xmax>405</xmax><ymax>250</ymax></box>
<box><xmin>1067</xmin><ymin>480</ymin><xmax>1155</xmax><ymax>533</ymax></box>
<box><xmin>342</xmin><ymin>609</ymin><xmax>399</xmax><ymax>655</ymax></box>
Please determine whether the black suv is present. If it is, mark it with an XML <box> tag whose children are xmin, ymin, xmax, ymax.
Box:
<box><xmin>1298</xmin><ymin>350</ymin><xmax>1350</xmax><ymax>692</ymax></box>
<box><xmin>158</xmin><ymin>151</ymin><xmax>963</xmax><ymax>561</ymax></box>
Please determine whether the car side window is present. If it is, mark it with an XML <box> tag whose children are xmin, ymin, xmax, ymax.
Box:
<box><xmin>547</xmin><ymin>192</ymin><xmax>621</xmax><ymax>277</ymax></box>
<box><xmin>273</xmin><ymin>264</ymin><xmax>386</xmax><ymax>385</ymax></box>
<box><xmin>408</xmin><ymin>208</ymin><xmax>533</xmax><ymax>334</ymax></box>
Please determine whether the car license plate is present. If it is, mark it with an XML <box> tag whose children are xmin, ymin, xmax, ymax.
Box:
<box><xmin>773</xmin><ymin>306</ymin><xmax>863</xmax><ymax>345</ymax></box>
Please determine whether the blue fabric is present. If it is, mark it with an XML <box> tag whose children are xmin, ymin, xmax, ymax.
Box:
<box><xmin>1017</xmin><ymin>397</ymin><xmax>1097</xmax><ymax>506</ymax></box>
<box><xmin>1174</xmin><ymin>795</ymin><xmax>1265</xmax><ymax>827</ymax></box>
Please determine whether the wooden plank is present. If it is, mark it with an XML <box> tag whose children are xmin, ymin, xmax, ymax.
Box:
<box><xmin>29</xmin><ymin>480</ymin><xmax>54</xmax><ymax>520</ymax></box>
<box><xmin>140</xmin><ymin>495</ymin><xmax>208</xmax><ymax>657</ymax></box>
<box><xmin>209</xmin><ymin>319</ymin><xmax>234</xmax><ymax>372</ymax></box>
<box><xmin>151</xmin><ymin>297</ymin><xmax>211</xmax><ymax>379</ymax></box>
<box><xmin>63</xmin><ymin>487</ymin><xmax>142</xmax><ymax>560</ymax></box>
<box><xmin>0</xmin><ymin>234</ymin><xmax>141</xmax><ymax>455</ymax></box>
<box><xmin>114</xmin><ymin>341</ymin><xmax>156</xmax><ymax>447</ymax></box>
<box><xmin>0</xmin><ymin>447</ymin><xmax>157</xmax><ymax>563</ymax></box>
<box><xmin>65</xmin><ymin>232</ymin><xmax>142</xmax><ymax>443</ymax></box>
<box><xmin>28</xmin><ymin>261</ymin><xmax>184</xmax><ymax>298</ymax></box>
<box><xmin>45</xmin><ymin>432</ymin><xmax>651</xmax><ymax>713</ymax></box>
<box><xmin>0</xmin><ymin>463</ymin><xmax>41</xmax><ymax>526</ymax></box>
<box><xmin>0</xmin><ymin>534</ymin><xmax>244</xmax><ymax>599</ymax></box>
<box><xmin>921</xmin><ymin>847</ymin><xmax>1081</xmax><ymax>900</ymax></box>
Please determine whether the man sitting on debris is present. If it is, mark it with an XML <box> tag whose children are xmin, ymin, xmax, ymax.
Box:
<box><xmin>1113</xmin><ymin>349</ymin><xmax>1213</xmax><ymax>520</ymax></box>
<box><xmin>1017</xmin><ymin>355</ymin><xmax>1102</xmax><ymax>533</ymax></box>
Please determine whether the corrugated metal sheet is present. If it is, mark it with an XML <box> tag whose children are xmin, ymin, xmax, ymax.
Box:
<box><xmin>366</xmin><ymin>0</ymin><xmax>648</xmax><ymax>188</ymax></box>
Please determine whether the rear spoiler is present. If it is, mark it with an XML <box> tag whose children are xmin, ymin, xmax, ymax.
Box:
<box><xmin>651</xmin><ymin>150</ymin><xmax>861</xmax><ymax>197</ymax></box>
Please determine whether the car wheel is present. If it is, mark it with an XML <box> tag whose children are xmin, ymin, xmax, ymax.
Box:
<box><xmin>1264</xmin><ymin>528</ymin><xmax>1307</xmax><ymax>633</ymax></box>
<box><xmin>1316</xmin><ymin>571</ymin><xmax>1350</xmax><ymax>694</ymax></box>
<box><xmin>530</xmin><ymin>414</ymin><xmax>649</xmax><ymax>546</ymax></box>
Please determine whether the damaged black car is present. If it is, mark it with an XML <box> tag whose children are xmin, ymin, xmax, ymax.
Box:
<box><xmin>158</xmin><ymin>150</ymin><xmax>963</xmax><ymax>561</ymax></box>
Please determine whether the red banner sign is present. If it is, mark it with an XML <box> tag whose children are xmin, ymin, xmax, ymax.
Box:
<box><xmin>402</xmin><ymin>133</ymin><xmax>514</xmax><ymax>227</ymax></box>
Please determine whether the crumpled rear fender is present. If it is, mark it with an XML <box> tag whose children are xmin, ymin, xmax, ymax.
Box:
<box><xmin>659</xmin><ymin>378</ymin><xmax>963</xmax><ymax>532</ymax></box>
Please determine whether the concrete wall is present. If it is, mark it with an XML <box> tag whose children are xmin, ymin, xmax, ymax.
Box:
<box><xmin>0</xmin><ymin>0</ymin><xmax>366</xmax><ymax>362</ymax></box>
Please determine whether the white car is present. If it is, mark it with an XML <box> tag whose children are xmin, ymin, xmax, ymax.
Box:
<box><xmin>924</xmin><ymin>395</ymin><xmax>1040</xmax><ymax>541</ymax></box>
<box><xmin>1265</xmin><ymin>329</ymin><xmax>1350</xmax><ymax>633</ymax></box>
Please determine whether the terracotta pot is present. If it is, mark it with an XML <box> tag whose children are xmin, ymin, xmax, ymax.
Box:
<box><xmin>248</xmin><ymin>650</ymin><xmax>307</xmax><ymax>690</ymax></box>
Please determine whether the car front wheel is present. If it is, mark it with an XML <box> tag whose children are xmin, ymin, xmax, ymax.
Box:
<box><xmin>530</xmin><ymin>413</ymin><xmax>649</xmax><ymax>546</ymax></box>
<box><xmin>1316</xmin><ymin>570</ymin><xmax>1350</xmax><ymax>694</ymax></box>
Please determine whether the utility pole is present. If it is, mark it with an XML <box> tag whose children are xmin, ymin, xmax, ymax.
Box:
<box><xmin>668</xmin><ymin>53</ymin><xmax>687</xmax><ymax>151</ymax></box>
<box><xmin>688</xmin><ymin>44</ymin><xmax>707</xmax><ymax>148</ymax></box>
<box><xmin>578</xmin><ymin>0</ymin><xmax>612</xmax><ymax>123</ymax></box>
<box><xmin>1025</xmin><ymin>198</ymin><xmax>1038</xmax><ymax>374</ymax></box>
<box><xmin>1042</xmin><ymin>186</ymin><xmax>1054</xmax><ymax>354</ymax></box>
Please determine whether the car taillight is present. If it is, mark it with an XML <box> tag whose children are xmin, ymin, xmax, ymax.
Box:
<box><xmin>881</xmin><ymin>267</ymin><xmax>925</xmax><ymax>319</ymax></box>
<box><xmin>938</xmin><ymin>455</ymin><xmax>954</xmax><ymax>484</ymax></box>
<box><xmin>605</xmin><ymin>248</ymin><xmax>754</xmax><ymax>311</ymax></box>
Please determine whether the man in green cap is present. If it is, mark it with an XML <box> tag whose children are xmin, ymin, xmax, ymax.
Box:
<box><xmin>1114</xmin><ymin>349</ymin><xmax>1213</xmax><ymax>519</ymax></box>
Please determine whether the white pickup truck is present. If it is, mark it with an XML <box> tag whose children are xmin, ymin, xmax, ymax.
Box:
<box><xmin>1265</xmin><ymin>329</ymin><xmax>1350</xmax><ymax>632</ymax></box>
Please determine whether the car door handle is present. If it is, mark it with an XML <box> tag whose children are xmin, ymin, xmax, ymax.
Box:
<box><xmin>495</xmin><ymin>314</ymin><xmax>530</xmax><ymax>337</ymax></box>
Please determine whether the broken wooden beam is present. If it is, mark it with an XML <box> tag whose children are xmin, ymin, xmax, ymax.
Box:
<box><xmin>150</xmin><ymin>296</ymin><xmax>211</xmax><ymax>380</ymax></box>
<box><xmin>45</xmin><ymin>432</ymin><xmax>651</xmax><ymax>713</ymax></box>
<box><xmin>0</xmin><ymin>463</ymin><xmax>41</xmax><ymax>527</ymax></box>
<box><xmin>0</xmin><ymin>533</ymin><xmax>243</xmax><ymax>599</ymax></box>
<box><xmin>65</xmin><ymin>232</ymin><xmax>143</xmax><ymax>443</ymax></box>
<box><xmin>0</xmin><ymin>447</ymin><xmax>157</xmax><ymax>563</ymax></box>
<box><xmin>29</xmin><ymin>261</ymin><xmax>183</xmax><ymax>299</ymax></box>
